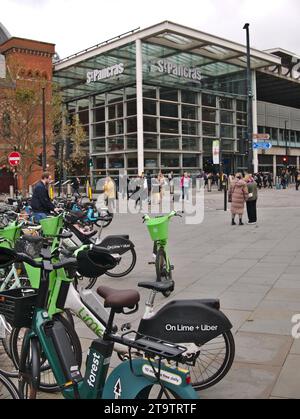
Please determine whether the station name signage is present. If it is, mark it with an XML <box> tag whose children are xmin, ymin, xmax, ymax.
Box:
<box><xmin>87</xmin><ymin>63</ymin><xmax>124</xmax><ymax>84</ymax></box>
<box><xmin>154</xmin><ymin>60</ymin><xmax>202</xmax><ymax>81</ymax></box>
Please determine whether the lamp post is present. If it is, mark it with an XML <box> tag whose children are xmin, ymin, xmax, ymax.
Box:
<box><xmin>243</xmin><ymin>23</ymin><xmax>254</xmax><ymax>174</ymax></box>
<box><xmin>42</xmin><ymin>87</ymin><xmax>47</xmax><ymax>171</ymax></box>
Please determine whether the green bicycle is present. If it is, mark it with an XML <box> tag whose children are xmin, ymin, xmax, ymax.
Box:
<box><xmin>143</xmin><ymin>211</ymin><xmax>182</xmax><ymax>298</ymax></box>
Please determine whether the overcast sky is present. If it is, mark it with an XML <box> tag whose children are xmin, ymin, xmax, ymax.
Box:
<box><xmin>1</xmin><ymin>0</ymin><xmax>299</xmax><ymax>58</ymax></box>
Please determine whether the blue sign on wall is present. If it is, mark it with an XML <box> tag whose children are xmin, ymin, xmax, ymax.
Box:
<box><xmin>253</xmin><ymin>142</ymin><xmax>273</xmax><ymax>150</ymax></box>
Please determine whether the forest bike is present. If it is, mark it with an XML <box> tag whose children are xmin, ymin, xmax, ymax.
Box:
<box><xmin>143</xmin><ymin>210</ymin><xmax>181</xmax><ymax>297</ymax></box>
<box><xmin>0</xmin><ymin>247</ymin><xmax>198</xmax><ymax>400</ymax></box>
<box><xmin>0</xmin><ymin>369</ymin><xmax>20</xmax><ymax>399</ymax></box>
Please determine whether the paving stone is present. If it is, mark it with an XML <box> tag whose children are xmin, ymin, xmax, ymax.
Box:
<box><xmin>271</xmin><ymin>355</ymin><xmax>300</xmax><ymax>399</ymax></box>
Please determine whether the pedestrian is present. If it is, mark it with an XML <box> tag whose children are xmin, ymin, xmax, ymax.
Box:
<box><xmin>31</xmin><ymin>172</ymin><xmax>57</xmax><ymax>223</ymax></box>
<box><xmin>103</xmin><ymin>176</ymin><xmax>116</xmax><ymax>211</ymax></box>
<box><xmin>228</xmin><ymin>173</ymin><xmax>249</xmax><ymax>226</ymax></box>
<box><xmin>245</xmin><ymin>174</ymin><xmax>258</xmax><ymax>225</ymax></box>
<box><xmin>267</xmin><ymin>173</ymin><xmax>273</xmax><ymax>189</ymax></box>
<box><xmin>296</xmin><ymin>170</ymin><xmax>300</xmax><ymax>191</ymax></box>
<box><xmin>168</xmin><ymin>171</ymin><xmax>174</xmax><ymax>195</ymax></box>
<box><xmin>181</xmin><ymin>172</ymin><xmax>191</xmax><ymax>200</ymax></box>
<box><xmin>71</xmin><ymin>177</ymin><xmax>80</xmax><ymax>196</ymax></box>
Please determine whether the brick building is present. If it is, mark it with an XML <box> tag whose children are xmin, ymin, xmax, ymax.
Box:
<box><xmin>0</xmin><ymin>23</ymin><xmax>55</xmax><ymax>194</ymax></box>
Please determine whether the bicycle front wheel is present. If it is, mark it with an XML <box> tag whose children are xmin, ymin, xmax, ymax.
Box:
<box><xmin>155</xmin><ymin>248</ymin><xmax>172</xmax><ymax>298</ymax></box>
<box><xmin>18</xmin><ymin>335</ymin><xmax>40</xmax><ymax>400</ymax></box>
<box><xmin>106</xmin><ymin>248</ymin><xmax>137</xmax><ymax>278</ymax></box>
<box><xmin>0</xmin><ymin>371</ymin><xmax>20</xmax><ymax>399</ymax></box>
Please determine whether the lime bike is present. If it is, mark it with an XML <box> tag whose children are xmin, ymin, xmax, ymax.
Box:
<box><xmin>0</xmin><ymin>247</ymin><xmax>199</xmax><ymax>400</ymax></box>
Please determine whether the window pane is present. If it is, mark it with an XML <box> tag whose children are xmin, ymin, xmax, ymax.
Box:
<box><xmin>143</xmin><ymin>86</ymin><xmax>156</xmax><ymax>99</ymax></box>
<box><xmin>160</xmin><ymin>88</ymin><xmax>178</xmax><ymax>102</ymax></box>
<box><xmin>128</xmin><ymin>155</ymin><xmax>138</xmax><ymax>168</ymax></box>
<box><xmin>160</xmin><ymin>119</ymin><xmax>179</xmax><ymax>134</ymax></box>
<box><xmin>237</xmin><ymin>100</ymin><xmax>247</xmax><ymax>112</ymax></box>
<box><xmin>93</xmin><ymin>139</ymin><xmax>106</xmax><ymax>153</ymax></box>
<box><xmin>160</xmin><ymin>102</ymin><xmax>178</xmax><ymax>118</ymax></box>
<box><xmin>237</xmin><ymin>126</ymin><xmax>247</xmax><ymax>139</ymax></box>
<box><xmin>202</xmin><ymin>94</ymin><xmax>216</xmax><ymax>107</ymax></box>
<box><xmin>182</xmin><ymin>105</ymin><xmax>198</xmax><ymax>120</ymax></box>
<box><xmin>109</xmin><ymin>105</ymin><xmax>116</xmax><ymax>120</ymax></box>
<box><xmin>203</xmin><ymin>123</ymin><xmax>216</xmax><ymax>136</ymax></box>
<box><xmin>237</xmin><ymin>112</ymin><xmax>247</xmax><ymax>126</ymax></box>
<box><xmin>94</xmin><ymin>94</ymin><xmax>105</xmax><ymax>106</ymax></box>
<box><xmin>220</xmin><ymin>111</ymin><xmax>234</xmax><ymax>124</ymax></box>
<box><xmin>127</xmin><ymin>100</ymin><xmax>137</xmax><ymax>116</ymax></box>
<box><xmin>182</xmin><ymin>137</ymin><xmax>199</xmax><ymax>151</ymax></box>
<box><xmin>107</xmin><ymin>90</ymin><xmax>123</xmax><ymax>104</ymax></box>
<box><xmin>161</xmin><ymin>153</ymin><xmax>180</xmax><ymax>168</ymax></box>
<box><xmin>94</xmin><ymin>107</ymin><xmax>105</xmax><ymax>123</ymax></box>
<box><xmin>95</xmin><ymin>157</ymin><xmax>106</xmax><ymax>169</ymax></box>
<box><xmin>143</xmin><ymin>100</ymin><xmax>157</xmax><ymax>115</ymax></box>
<box><xmin>222</xmin><ymin>139</ymin><xmax>235</xmax><ymax>151</ymax></box>
<box><xmin>145</xmin><ymin>153</ymin><xmax>158</xmax><ymax>169</ymax></box>
<box><xmin>127</xmin><ymin>117</ymin><xmax>137</xmax><ymax>133</ymax></box>
<box><xmin>127</xmin><ymin>136</ymin><xmax>137</xmax><ymax>149</ymax></box>
<box><xmin>203</xmin><ymin>138</ymin><xmax>213</xmax><ymax>153</ymax></box>
<box><xmin>144</xmin><ymin>134</ymin><xmax>157</xmax><ymax>149</ymax></box>
<box><xmin>109</xmin><ymin>154</ymin><xmax>124</xmax><ymax>169</ymax></box>
<box><xmin>182</xmin><ymin>91</ymin><xmax>197</xmax><ymax>104</ymax></box>
<box><xmin>108</xmin><ymin>138</ymin><xmax>124</xmax><ymax>152</ymax></box>
<box><xmin>108</xmin><ymin>121</ymin><xmax>123</xmax><ymax>136</ymax></box>
<box><xmin>219</xmin><ymin>97</ymin><xmax>233</xmax><ymax>110</ymax></box>
<box><xmin>126</xmin><ymin>87</ymin><xmax>136</xmax><ymax>100</ymax></box>
<box><xmin>108</xmin><ymin>121</ymin><xmax>116</xmax><ymax>136</ymax></box>
<box><xmin>221</xmin><ymin>125</ymin><xmax>234</xmax><ymax>138</ymax></box>
<box><xmin>94</xmin><ymin>123</ymin><xmax>105</xmax><ymax>137</ymax></box>
<box><xmin>117</xmin><ymin>103</ymin><xmax>123</xmax><ymax>118</ymax></box>
<box><xmin>144</xmin><ymin>117</ymin><xmax>157</xmax><ymax>132</ymax></box>
<box><xmin>182</xmin><ymin>121</ymin><xmax>198</xmax><ymax>135</ymax></box>
<box><xmin>183</xmin><ymin>154</ymin><xmax>198</xmax><ymax>167</ymax></box>
<box><xmin>161</xmin><ymin>136</ymin><xmax>180</xmax><ymax>150</ymax></box>
<box><xmin>78</xmin><ymin>110</ymin><xmax>89</xmax><ymax>125</ymax></box>
<box><xmin>202</xmin><ymin>108</ymin><xmax>216</xmax><ymax>122</ymax></box>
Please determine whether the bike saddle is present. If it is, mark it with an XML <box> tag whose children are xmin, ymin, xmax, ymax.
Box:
<box><xmin>97</xmin><ymin>286</ymin><xmax>140</xmax><ymax>312</ymax></box>
<box><xmin>138</xmin><ymin>281</ymin><xmax>175</xmax><ymax>294</ymax></box>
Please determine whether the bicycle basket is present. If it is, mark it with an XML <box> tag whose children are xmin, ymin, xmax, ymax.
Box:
<box><xmin>0</xmin><ymin>288</ymin><xmax>38</xmax><ymax>328</ymax></box>
<box><xmin>77</xmin><ymin>247</ymin><xmax>117</xmax><ymax>278</ymax></box>
<box><xmin>0</xmin><ymin>223</ymin><xmax>21</xmax><ymax>243</ymax></box>
<box><xmin>40</xmin><ymin>216</ymin><xmax>61</xmax><ymax>237</ymax></box>
<box><xmin>146</xmin><ymin>217</ymin><xmax>169</xmax><ymax>242</ymax></box>
<box><xmin>15</xmin><ymin>238</ymin><xmax>43</xmax><ymax>259</ymax></box>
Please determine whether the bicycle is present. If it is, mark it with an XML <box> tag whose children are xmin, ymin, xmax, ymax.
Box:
<box><xmin>0</xmin><ymin>369</ymin><xmax>20</xmax><ymax>399</ymax></box>
<box><xmin>0</xmin><ymin>247</ymin><xmax>199</xmax><ymax>400</ymax></box>
<box><xmin>143</xmin><ymin>210</ymin><xmax>181</xmax><ymax>297</ymax></box>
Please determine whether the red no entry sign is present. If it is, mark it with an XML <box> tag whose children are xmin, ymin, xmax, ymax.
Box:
<box><xmin>8</xmin><ymin>152</ymin><xmax>21</xmax><ymax>167</ymax></box>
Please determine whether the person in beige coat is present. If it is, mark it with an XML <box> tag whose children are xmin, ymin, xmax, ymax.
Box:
<box><xmin>229</xmin><ymin>173</ymin><xmax>249</xmax><ymax>226</ymax></box>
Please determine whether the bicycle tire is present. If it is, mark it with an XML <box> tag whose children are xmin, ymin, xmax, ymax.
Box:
<box><xmin>95</xmin><ymin>211</ymin><xmax>113</xmax><ymax>229</ymax></box>
<box><xmin>155</xmin><ymin>248</ymin><xmax>172</xmax><ymax>298</ymax></box>
<box><xmin>106</xmin><ymin>247</ymin><xmax>137</xmax><ymax>278</ymax></box>
<box><xmin>18</xmin><ymin>335</ymin><xmax>40</xmax><ymax>400</ymax></box>
<box><xmin>10</xmin><ymin>314</ymin><xmax>82</xmax><ymax>393</ymax></box>
<box><xmin>184</xmin><ymin>330</ymin><xmax>235</xmax><ymax>391</ymax></box>
<box><xmin>0</xmin><ymin>371</ymin><xmax>20</xmax><ymax>399</ymax></box>
<box><xmin>74</xmin><ymin>276</ymin><xmax>97</xmax><ymax>291</ymax></box>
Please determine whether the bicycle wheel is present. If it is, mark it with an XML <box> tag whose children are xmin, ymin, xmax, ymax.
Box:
<box><xmin>155</xmin><ymin>248</ymin><xmax>172</xmax><ymax>298</ymax></box>
<box><xmin>183</xmin><ymin>331</ymin><xmax>235</xmax><ymax>391</ymax></box>
<box><xmin>18</xmin><ymin>335</ymin><xmax>40</xmax><ymax>400</ymax></box>
<box><xmin>106</xmin><ymin>248</ymin><xmax>137</xmax><ymax>278</ymax></box>
<box><xmin>10</xmin><ymin>314</ymin><xmax>82</xmax><ymax>393</ymax></box>
<box><xmin>95</xmin><ymin>210</ymin><xmax>113</xmax><ymax>229</ymax></box>
<box><xmin>0</xmin><ymin>371</ymin><xmax>20</xmax><ymax>399</ymax></box>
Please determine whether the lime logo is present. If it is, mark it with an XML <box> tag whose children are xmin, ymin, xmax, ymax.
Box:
<box><xmin>78</xmin><ymin>308</ymin><xmax>104</xmax><ymax>337</ymax></box>
<box><xmin>142</xmin><ymin>364</ymin><xmax>182</xmax><ymax>386</ymax></box>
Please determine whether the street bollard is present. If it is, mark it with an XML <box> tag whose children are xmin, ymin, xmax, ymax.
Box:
<box><xmin>223</xmin><ymin>182</ymin><xmax>228</xmax><ymax>212</ymax></box>
<box><xmin>9</xmin><ymin>185</ymin><xmax>14</xmax><ymax>199</ymax></box>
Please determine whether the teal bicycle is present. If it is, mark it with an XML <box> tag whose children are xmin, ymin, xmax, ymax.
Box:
<box><xmin>0</xmin><ymin>247</ymin><xmax>199</xmax><ymax>400</ymax></box>
<box><xmin>143</xmin><ymin>211</ymin><xmax>181</xmax><ymax>297</ymax></box>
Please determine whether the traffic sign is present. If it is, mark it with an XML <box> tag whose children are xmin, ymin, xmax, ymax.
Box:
<box><xmin>253</xmin><ymin>134</ymin><xmax>270</xmax><ymax>140</ymax></box>
<box><xmin>8</xmin><ymin>152</ymin><xmax>21</xmax><ymax>167</ymax></box>
<box><xmin>253</xmin><ymin>142</ymin><xmax>273</xmax><ymax>150</ymax></box>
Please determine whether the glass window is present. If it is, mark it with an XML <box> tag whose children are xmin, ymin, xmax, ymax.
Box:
<box><xmin>126</xmin><ymin>87</ymin><xmax>136</xmax><ymax>100</ymax></box>
<box><xmin>182</xmin><ymin>121</ymin><xmax>198</xmax><ymax>136</ymax></box>
<box><xmin>144</xmin><ymin>117</ymin><xmax>157</xmax><ymax>132</ymax></box>
<box><xmin>108</xmin><ymin>137</ymin><xmax>124</xmax><ymax>152</ymax></box>
<box><xmin>222</xmin><ymin>140</ymin><xmax>235</xmax><ymax>151</ymax></box>
<box><xmin>182</xmin><ymin>105</ymin><xmax>198</xmax><ymax>120</ymax></box>
<box><xmin>94</xmin><ymin>107</ymin><xmax>105</xmax><ymax>123</ymax></box>
<box><xmin>127</xmin><ymin>100</ymin><xmax>137</xmax><ymax>116</ymax></box>
<box><xmin>77</xmin><ymin>99</ymin><xmax>89</xmax><ymax>112</ymax></box>
<box><xmin>109</xmin><ymin>121</ymin><xmax>123</xmax><ymax>136</ymax></box>
<box><xmin>296</xmin><ymin>131</ymin><xmax>300</xmax><ymax>143</ymax></box>
<box><xmin>107</xmin><ymin>90</ymin><xmax>123</xmax><ymax>104</ymax></box>
<box><xmin>81</xmin><ymin>125</ymin><xmax>89</xmax><ymax>137</ymax></box>
<box><xmin>94</xmin><ymin>123</ymin><xmax>105</xmax><ymax>137</ymax></box>
<box><xmin>220</xmin><ymin>111</ymin><xmax>234</xmax><ymax>124</ymax></box>
<box><xmin>221</xmin><ymin>125</ymin><xmax>234</xmax><ymax>138</ymax></box>
<box><xmin>128</xmin><ymin>155</ymin><xmax>138</xmax><ymax>168</ymax></box>
<box><xmin>109</xmin><ymin>121</ymin><xmax>116</xmax><ymax>136</ymax></box>
<box><xmin>203</xmin><ymin>138</ymin><xmax>213</xmax><ymax>153</ymax></box>
<box><xmin>145</xmin><ymin>153</ymin><xmax>158</xmax><ymax>169</ymax></box>
<box><xmin>144</xmin><ymin>135</ymin><xmax>157</xmax><ymax>149</ymax></box>
<box><xmin>127</xmin><ymin>136</ymin><xmax>137</xmax><ymax>150</ymax></box>
<box><xmin>181</xmin><ymin>91</ymin><xmax>197</xmax><ymax>104</ymax></box>
<box><xmin>203</xmin><ymin>123</ymin><xmax>217</xmax><ymax>137</ymax></box>
<box><xmin>127</xmin><ymin>117</ymin><xmax>137</xmax><ymax>133</ymax></box>
<box><xmin>183</xmin><ymin>154</ymin><xmax>198</xmax><ymax>167</ymax></box>
<box><xmin>237</xmin><ymin>100</ymin><xmax>247</xmax><ymax>112</ymax></box>
<box><xmin>160</xmin><ymin>102</ymin><xmax>178</xmax><ymax>118</ymax></box>
<box><xmin>161</xmin><ymin>153</ymin><xmax>180</xmax><ymax>168</ymax></box>
<box><xmin>237</xmin><ymin>126</ymin><xmax>247</xmax><ymax>140</ymax></box>
<box><xmin>93</xmin><ymin>139</ymin><xmax>106</xmax><ymax>153</ymax></box>
<box><xmin>109</xmin><ymin>105</ymin><xmax>116</xmax><ymax>120</ymax></box>
<box><xmin>160</xmin><ymin>119</ymin><xmax>179</xmax><ymax>134</ymax></box>
<box><xmin>182</xmin><ymin>137</ymin><xmax>199</xmax><ymax>151</ymax></box>
<box><xmin>95</xmin><ymin>157</ymin><xmax>106</xmax><ymax>170</ymax></box>
<box><xmin>219</xmin><ymin>97</ymin><xmax>233</xmax><ymax>110</ymax></box>
<box><xmin>161</xmin><ymin>136</ymin><xmax>180</xmax><ymax>150</ymax></box>
<box><xmin>94</xmin><ymin>94</ymin><xmax>105</xmax><ymax>107</ymax></box>
<box><xmin>202</xmin><ymin>94</ymin><xmax>216</xmax><ymax>108</ymax></box>
<box><xmin>143</xmin><ymin>100</ymin><xmax>157</xmax><ymax>115</ymax></box>
<box><xmin>109</xmin><ymin>154</ymin><xmax>124</xmax><ymax>169</ymax></box>
<box><xmin>160</xmin><ymin>88</ymin><xmax>178</xmax><ymax>102</ymax></box>
<box><xmin>237</xmin><ymin>112</ymin><xmax>247</xmax><ymax>126</ymax></box>
<box><xmin>78</xmin><ymin>110</ymin><xmax>89</xmax><ymax>125</ymax></box>
<box><xmin>202</xmin><ymin>108</ymin><xmax>216</xmax><ymax>122</ymax></box>
<box><xmin>117</xmin><ymin>103</ymin><xmax>123</xmax><ymax>118</ymax></box>
<box><xmin>143</xmin><ymin>86</ymin><xmax>157</xmax><ymax>99</ymax></box>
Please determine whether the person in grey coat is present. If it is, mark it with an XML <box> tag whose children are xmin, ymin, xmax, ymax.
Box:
<box><xmin>245</xmin><ymin>174</ymin><xmax>258</xmax><ymax>224</ymax></box>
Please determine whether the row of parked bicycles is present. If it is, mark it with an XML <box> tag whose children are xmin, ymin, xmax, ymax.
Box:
<box><xmin>0</xmin><ymin>195</ymin><xmax>235</xmax><ymax>399</ymax></box>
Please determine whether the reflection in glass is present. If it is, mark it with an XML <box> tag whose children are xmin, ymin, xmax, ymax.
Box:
<box><xmin>161</xmin><ymin>136</ymin><xmax>180</xmax><ymax>150</ymax></box>
<box><xmin>160</xmin><ymin>119</ymin><xmax>179</xmax><ymax>134</ymax></box>
<box><xmin>182</xmin><ymin>137</ymin><xmax>199</xmax><ymax>151</ymax></box>
<box><xmin>144</xmin><ymin>135</ymin><xmax>157</xmax><ymax>149</ymax></box>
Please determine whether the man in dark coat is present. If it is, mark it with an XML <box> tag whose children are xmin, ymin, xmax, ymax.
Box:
<box><xmin>31</xmin><ymin>172</ymin><xmax>55</xmax><ymax>223</ymax></box>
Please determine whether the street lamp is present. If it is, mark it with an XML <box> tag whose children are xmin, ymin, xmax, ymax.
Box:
<box><xmin>243</xmin><ymin>23</ymin><xmax>254</xmax><ymax>174</ymax></box>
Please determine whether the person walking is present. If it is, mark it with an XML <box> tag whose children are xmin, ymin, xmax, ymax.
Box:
<box><xmin>71</xmin><ymin>177</ymin><xmax>80</xmax><ymax>196</ymax></box>
<box><xmin>228</xmin><ymin>173</ymin><xmax>249</xmax><ymax>226</ymax></box>
<box><xmin>245</xmin><ymin>174</ymin><xmax>258</xmax><ymax>225</ymax></box>
<box><xmin>31</xmin><ymin>172</ymin><xmax>56</xmax><ymax>223</ymax></box>
<box><xmin>103</xmin><ymin>176</ymin><xmax>116</xmax><ymax>211</ymax></box>
<box><xmin>296</xmin><ymin>170</ymin><xmax>300</xmax><ymax>191</ymax></box>
<box><xmin>181</xmin><ymin>172</ymin><xmax>191</xmax><ymax>201</ymax></box>
<box><xmin>267</xmin><ymin>173</ymin><xmax>273</xmax><ymax>189</ymax></box>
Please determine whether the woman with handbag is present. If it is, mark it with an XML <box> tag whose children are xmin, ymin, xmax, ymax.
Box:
<box><xmin>228</xmin><ymin>173</ymin><xmax>249</xmax><ymax>226</ymax></box>
<box><xmin>245</xmin><ymin>174</ymin><xmax>258</xmax><ymax>225</ymax></box>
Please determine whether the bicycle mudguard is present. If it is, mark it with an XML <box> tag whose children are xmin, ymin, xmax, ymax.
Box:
<box><xmin>100</xmin><ymin>236</ymin><xmax>134</xmax><ymax>256</ymax></box>
<box><xmin>138</xmin><ymin>300</ymin><xmax>232</xmax><ymax>346</ymax></box>
<box><xmin>102</xmin><ymin>358</ymin><xmax>199</xmax><ymax>400</ymax></box>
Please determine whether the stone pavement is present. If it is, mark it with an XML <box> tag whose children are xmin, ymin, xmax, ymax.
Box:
<box><xmin>1</xmin><ymin>186</ymin><xmax>300</xmax><ymax>399</ymax></box>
